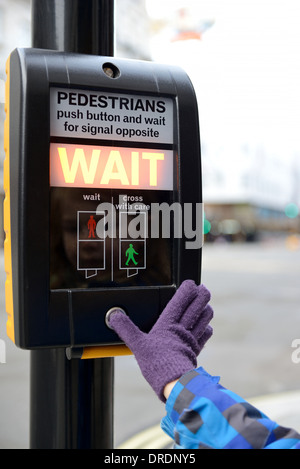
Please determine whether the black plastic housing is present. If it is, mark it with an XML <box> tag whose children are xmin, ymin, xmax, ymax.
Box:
<box><xmin>6</xmin><ymin>48</ymin><xmax>202</xmax><ymax>349</ymax></box>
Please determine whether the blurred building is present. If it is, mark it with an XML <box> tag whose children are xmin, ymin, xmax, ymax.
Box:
<box><xmin>202</xmin><ymin>140</ymin><xmax>300</xmax><ymax>242</ymax></box>
<box><xmin>0</xmin><ymin>0</ymin><xmax>151</xmax><ymax>246</ymax></box>
<box><xmin>115</xmin><ymin>0</ymin><xmax>151</xmax><ymax>60</ymax></box>
<box><xmin>147</xmin><ymin>3</ymin><xmax>300</xmax><ymax>242</ymax></box>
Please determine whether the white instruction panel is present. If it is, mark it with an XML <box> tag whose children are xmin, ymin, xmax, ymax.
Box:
<box><xmin>50</xmin><ymin>88</ymin><xmax>174</xmax><ymax>144</ymax></box>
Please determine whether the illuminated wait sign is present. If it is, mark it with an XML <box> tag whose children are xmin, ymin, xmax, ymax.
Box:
<box><xmin>50</xmin><ymin>143</ymin><xmax>173</xmax><ymax>190</ymax></box>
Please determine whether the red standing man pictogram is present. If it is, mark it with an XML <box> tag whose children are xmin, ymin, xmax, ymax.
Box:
<box><xmin>87</xmin><ymin>215</ymin><xmax>96</xmax><ymax>238</ymax></box>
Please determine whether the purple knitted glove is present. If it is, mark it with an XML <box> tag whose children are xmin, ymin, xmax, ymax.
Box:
<box><xmin>109</xmin><ymin>280</ymin><xmax>213</xmax><ymax>402</ymax></box>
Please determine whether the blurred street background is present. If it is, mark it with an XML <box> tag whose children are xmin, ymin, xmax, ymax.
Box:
<box><xmin>0</xmin><ymin>0</ymin><xmax>300</xmax><ymax>448</ymax></box>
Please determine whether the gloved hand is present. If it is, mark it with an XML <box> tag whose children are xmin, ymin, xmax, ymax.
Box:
<box><xmin>108</xmin><ymin>280</ymin><xmax>214</xmax><ymax>402</ymax></box>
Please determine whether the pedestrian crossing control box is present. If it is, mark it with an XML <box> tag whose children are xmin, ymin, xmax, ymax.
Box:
<box><xmin>3</xmin><ymin>48</ymin><xmax>202</xmax><ymax>357</ymax></box>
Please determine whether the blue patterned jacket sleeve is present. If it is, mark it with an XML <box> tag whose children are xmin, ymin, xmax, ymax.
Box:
<box><xmin>161</xmin><ymin>367</ymin><xmax>300</xmax><ymax>449</ymax></box>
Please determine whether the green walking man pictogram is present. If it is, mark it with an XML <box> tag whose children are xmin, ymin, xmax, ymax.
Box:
<box><xmin>125</xmin><ymin>243</ymin><xmax>139</xmax><ymax>266</ymax></box>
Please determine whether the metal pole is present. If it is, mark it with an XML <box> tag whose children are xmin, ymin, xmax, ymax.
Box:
<box><xmin>31</xmin><ymin>0</ymin><xmax>114</xmax><ymax>55</ymax></box>
<box><xmin>30</xmin><ymin>0</ymin><xmax>115</xmax><ymax>449</ymax></box>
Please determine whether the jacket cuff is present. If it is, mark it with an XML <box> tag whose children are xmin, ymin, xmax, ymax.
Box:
<box><xmin>165</xmin><ymin>366</ymin><xmax>220</xmax><ymax>424</ymax></box>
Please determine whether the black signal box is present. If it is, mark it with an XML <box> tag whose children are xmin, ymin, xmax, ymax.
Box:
<box><xmin>3</xmin><ymin>48</ymin><xmax>202</xmax><ymax>356</ymax></box>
